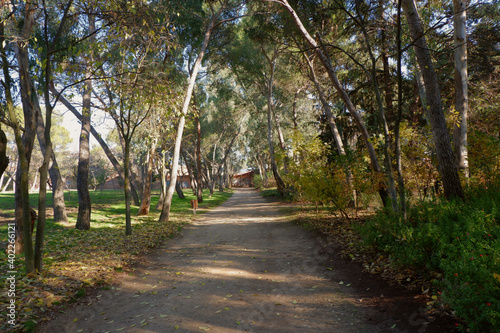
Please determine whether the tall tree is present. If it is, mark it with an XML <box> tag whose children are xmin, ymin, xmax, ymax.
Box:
<box><xmin>10</xmin><ymin>0</ymin><xmax>38</xmax><ymax>271</ymax></box>
<box><xmin>75</xmin><ymin>11</ymin><xmax>95</xmax><ymax>230</ymax></box>
<box><xmin>401</xmin><ymin>0</ymin><xmax>465</xmax><ymax>200</ymax></box>
<box><xmin>273</xmin><ymin>0</ymin><xmax>390</xmax><ymax>205</ymax></box>
<box><xmin>453</xmin><ymin>0</ymin><xmax>469</xmax><ymax>177</ymax></box>
<box><xmin>159</xmin><ymin>0</ymin><xmax>246</xmax><ymax>222</ymax></box>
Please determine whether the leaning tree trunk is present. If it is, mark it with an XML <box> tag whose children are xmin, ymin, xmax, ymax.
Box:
<box><xmin>159</xmin><ymin>9</ymin><xmax>221</xmax><ymax>222</ymax></box>
<box><xmin>303</xmin><ymin>53</ymin><xmax>356</xmax><ymax>207</ymax></box>
<box><xmin>50</xmin><ymin>84</ymin><xmax>141</xmax><ymax>205</ymax></box>
<box><xmin>278</xmin><ymin>0</ymin><xmax>389</xmax><ymax>205</ymax></box>
<box><xmin>264</xmin><ymin>56</ymin><xmax>286</xmax><ymax>197</ymax></box>
<box><xmin>402</xmin><ymin>0</ymin><xmax>465</xmax><ymax>200</ymax></box>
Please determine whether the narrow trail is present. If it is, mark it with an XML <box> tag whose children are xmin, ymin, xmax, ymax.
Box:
<box><xmin>36</xmin><ymin>188</ymin><xmax>440</xmax><ymax>333</ymax></box>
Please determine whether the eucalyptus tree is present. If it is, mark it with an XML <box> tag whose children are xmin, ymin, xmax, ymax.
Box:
<box><xmin>93</xmin><ymin>0</ymin><xmax>174</xmax><ymax>234</ymax></box>
<box><xmin>159</xmin><ymin>0</ymin><xmax>248</xmax><ymax>222</ymax></box>
<box><xmin>401</xmin><ymin>0</ymin><xmax>464</xmax><ymax>200</ymax></box>
<box><xmin>270</xmin><ymin>0</ymin><xmax>393</xmax><ymax>205</ymax></box>
<box><xmin>1</xmin><ymin>0</ymin><xmax>38</xmax><ymax>268</ymax></box>
<box><xmin>75</xmin><ymin>8</ymin><xmax>95</xmax><ymax>231</ymax></box>
<box><xmin>198</xmin><ymin>70</ymin><xmax>247</xmax><ymax>195</ymax></box>
<box><xmin>221</xmin><ymin>16</ymin><xmax>292</xmax><ymax>196</ymax></box>
<box><xmin>452</xmin><ymin>0</ymin><xmax>469</xmax><ymax>177</ymax></box>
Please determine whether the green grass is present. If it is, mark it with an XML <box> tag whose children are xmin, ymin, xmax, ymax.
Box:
<box><xmin>0</xmin><ymin>188</ymin><xmax>232</xmax><ymax>232</ymax></box>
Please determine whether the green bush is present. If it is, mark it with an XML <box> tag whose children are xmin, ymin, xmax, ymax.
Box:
<box><xmin>358</xmin><ymin>186</ymin><xmax>500</xmax><ymax>332</ymax></box>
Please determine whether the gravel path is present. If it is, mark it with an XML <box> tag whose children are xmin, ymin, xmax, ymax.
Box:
<box><xmin>36</xmin><ymin>188</ymin><xmax>434</xmax><ymax>333</ymax></box>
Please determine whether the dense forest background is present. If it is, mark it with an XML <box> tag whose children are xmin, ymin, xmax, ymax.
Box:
<box><xmin>1</xmin><ymin>0</ymin><xmax>499</xmax><ymax>331</ymax></box>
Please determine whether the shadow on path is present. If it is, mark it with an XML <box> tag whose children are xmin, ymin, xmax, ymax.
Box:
<box><xmin>36</xmin><ymin>188</ymin><xmax>445</xmax><ymax>333</ymax></box>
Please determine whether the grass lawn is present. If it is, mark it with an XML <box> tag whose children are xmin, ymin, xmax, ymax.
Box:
<box><xmin>0</xmin><ymin>188</ymin><xmax>232</xmax><ymax>332</ymax></box>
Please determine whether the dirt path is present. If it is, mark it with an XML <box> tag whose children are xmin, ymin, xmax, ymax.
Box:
<box><xmin>36</xmin><ymin>188</ymin><xmax>449</xmax><ymax>333</ymax></box>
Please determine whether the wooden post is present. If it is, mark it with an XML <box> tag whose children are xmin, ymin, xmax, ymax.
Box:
<box><xmin>191</xmin><ymin>199</ymin><xmax>198</xmax><ymax>214</ymax></box>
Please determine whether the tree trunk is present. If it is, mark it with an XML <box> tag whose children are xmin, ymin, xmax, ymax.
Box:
<box><xmin>355</xmin><ymin>9</ymin><xmax>398</xmax><ymax>210</ymax></box>
<box><xmin>195</xmin><ymin>111</ymin><xmax>203</xmax><ymax>203</ymax></box>
<box><xmin>0</xmin><ymin>129</ymin><xmax>8</xmax><ymax>178</ymax></box>
<box><xmin>401</xmin><ymin>0</ymin><xmax>465</xmax><ymax>200</ymax></box>
<box><xmin>124</xmin><ymin>140</ymin><xmax>132</xmax><ymax>235</ymax></box>
<box><xmin>264</xmin><ymin>54</ymin><xmax>286</xmax><ymax>196</ymax></box>
<box><xmin>35</xmin><ymin>108</ymin><xmax>68</xmax><ymax>222</ymax></box>
<box><xmin>2</xmin><ymin>173</ymin><xmax>13</xmax><ymax>192</ymax></box>
<box><xmin>137</xmin><ymin>138</ymin><xmax>157</xmax><ymax>215</ymax></box>
<box><xmin>395</xmin><ymin>0</ymin><xmax>407</xmax><ymax>217</ymax></box>
<box><xmin>50</xmin><ymin>84</ymin><xmax>141</xmax><ymax>205</ymax></box>
<box><xmin>75</xmin><ymin>14</ymin><xmax>94</xmax><ymax>230</ymax></box>
<box><xmin>159</xmin><ymin>9</ymin><xmax>222</xmax><ymax>222</ymax></box>
<box><xmin>156</xmin><ymin>151</ymin><xmax>168</xmax><ymax>210</ymax></box>
<box><xmin>272</xmin><ymin>108</ymin><xmax>289</xmax><ymax>174</ymax></box>
<box><xmin>453</xmin><ymin>0</ymin><xmax>469</xmax><ymax>177</ymax></box>
<box><xmin>117</xmin><ymin>129</ymin><xmax>143</xmax><ymax>205</ymax></box>
<box><xmin>10</xmin><ymin>4</ymin><xmax>37</xmax><ymax>272</ymax></box>
<box><xmin>175</xmin><ymin>181</ymin><xmax>185</xmax><ymax>199</ymax></box>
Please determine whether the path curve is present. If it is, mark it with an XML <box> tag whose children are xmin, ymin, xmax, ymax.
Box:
<box><xmin>37</xmin><ymin>188</ymin><xmax>426</xmax><ymax>333</ymax></box>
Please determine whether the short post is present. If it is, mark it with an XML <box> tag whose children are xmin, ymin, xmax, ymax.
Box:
<box><xmin>190</xmin><ymin>199</ymin><xmax>198</xmax><ymax>214</ymax></box>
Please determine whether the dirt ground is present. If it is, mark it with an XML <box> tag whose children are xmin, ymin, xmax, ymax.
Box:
<box><xmin>36</xmin><ymin>188</ymin><xmax>456</xmax><ymax>333</ymax></box>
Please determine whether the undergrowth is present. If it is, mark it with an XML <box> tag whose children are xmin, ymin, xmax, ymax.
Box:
<box><xmin>358</xmin><ymin>186</ymin><xmax>500</xmax><ymax>332</ymax></box>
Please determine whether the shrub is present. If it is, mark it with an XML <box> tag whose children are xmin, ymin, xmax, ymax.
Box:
<box><xmin>358</xmin><ymin>186</ymin><xmax>500</xmax><ymax>332</ymax></box>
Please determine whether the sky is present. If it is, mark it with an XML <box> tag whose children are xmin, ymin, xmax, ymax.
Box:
<box><xmin>58</xmin><ymin>105</ymin><xmax>115</xmax><ymax>153</ymax></box>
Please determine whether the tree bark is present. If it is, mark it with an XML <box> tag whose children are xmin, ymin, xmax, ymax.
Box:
<box><xmin>195</xmin><ymin>110</ymin><xmax>203</xmax><ymax>203</ymax></box>
<box><xmin>137</xmin><ymin>138</ymin><xmax>157</xmax><ymax>215</ymax></box>
<box><xmin>395</xmin><ymin>0</ymin><xmax>407</xmax><ymax>217</ymax></box>
<box><xmin>35</xmin><ymin>108</ymin><xmax>68</xmax><ymax>222</ymax></box>
<box><xmin>75</xmin><ymin>13</ymin><xmax>95</xmax><ymax>230</ymax></box>
<box><xmin>124</xmin><ymin>139</ymin><xmax>132</xmax><ymax>235</ymax></box>
<box><xmin>0</xmin><ymin>129</ymin><xmax>8</xmax><ymax>178</ymax></box>
<box><xmin>453</xmin><ymin>0</ymin><xmax>469</xmax><ymax>177</ymax></box>
<box><xmin>263</xmin><ymin>51</ymin><xmax>286</xmax><ymax>196</ymax></box>
<box><xmin>10</xmin><ymin>1</ymin><xmax>37</xmax><ymax>272</ymax></box>
<box><xmin>402</xmin><ymin>0</ymin><xmax>465</xmax><ymax>200</ymax></box>
<box><xmin>156</xmin><ymin>151</ymin><xmax>168</xmax><ymax>209</ymax></box>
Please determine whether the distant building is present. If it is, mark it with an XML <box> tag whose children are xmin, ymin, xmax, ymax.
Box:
<box><xmin>232</xmin><ymin>170</ymin><xmax>254</xmax><ymax>187</ymax></box>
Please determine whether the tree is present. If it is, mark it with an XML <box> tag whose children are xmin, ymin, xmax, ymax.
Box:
<box><xmin>401</xmin><ymin>0</ymin><xmax>465</xmax><ymax>200</ymax></box>
<box><xmin>273</xmin><ymin>0</ymin><xmax>390</xmax><ymax>205</ymax></box>
<box><xmin>159</xmin><ymin>0</ymin><xmax>246</xmax><ymax>222</ymax></box>
<box><xmin>7</xmin><ymin>0</ymin><xmax>38</xmax><ymax>271</ymax></box>
<box><xmin>75</xmin><ymin>11</ymin><xmax>95</xmax><ymax>230</ymax></box>
<box><xmin>453</xmin><ymin>0</ymin><xmax>469</xmax><ymax>177</ymax></box>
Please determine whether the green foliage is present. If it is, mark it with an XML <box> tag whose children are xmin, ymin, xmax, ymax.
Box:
<box><xmin>358</xmin><ymin>186</ymin><xmax>500</xmax><ymax>332</ymax></box>
<box><xmin>285</xmin><ymin>131</ymin><xmax>350</xmax><ymax>209</ymax></box>
<box><xmin>468</xmin><ymin>127</ymin><xmax>500</xmax><ymax>187</ymax></box>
